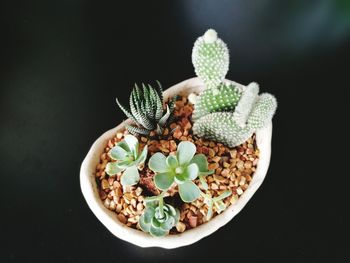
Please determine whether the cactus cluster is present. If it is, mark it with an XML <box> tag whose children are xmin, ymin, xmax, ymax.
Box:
<box><xmin>191</xmin><ymin>30</ymin><xmax>277</xmax><ymax>147</ymax></box>
<box><xmin>116</xmin><ymin>82</ymin><xmax>176</xmax><ymax>136</ymax></box>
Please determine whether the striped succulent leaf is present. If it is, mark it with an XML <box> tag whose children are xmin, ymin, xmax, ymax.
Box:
<box><xmin>116</xmin><ymin>82</ymin><xmax>176</xmax><ymax>136</ymax></box>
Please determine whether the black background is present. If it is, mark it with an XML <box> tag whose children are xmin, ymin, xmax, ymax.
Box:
<box><xmin>0</xmin><ymin>1</ymin><xmax>348</xmax><ymax>262</ymax></box>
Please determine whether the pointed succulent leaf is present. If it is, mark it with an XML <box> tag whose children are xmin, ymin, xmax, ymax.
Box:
<box><xmin>148</xmin><ymin>152</ymin><xmax>169</xmax><ymax>173</ymax></box>
<box><xmin>177</xmin><ymin>141</ymin><xmax>197</xmax><ymax>166</ymax></box>
<box><xmin>178</xmin><ymin>181</ymin><xmax>200</xmax><ymax>202</ymax></box>
<box><xmin>125</xmin><ymin>124</ymin><xmax>150</xmax><ymax>136</ymax></box>
<box><xmin>155</xmin><ymin>80</ymin><xmax>163</xmax><ymax>103</ymax></box>
<box><xmin>116</xmin><ymin>98</ymin><xmax>137</xmax><ymax>123</ymax></box>
<box><xmin>105</xmin><ymin>162</ymin><xmax>123</xmax><ymax>176</ymax></box>
<box><xmin>154</xmin><ymin>172</ymin><xmax>174</xmax><ymax>191</ymax></box>
<box><xmin>158</xmin><ymin>104</ymin><xmax>171</xmax><ymax>128</ymax></box>
<box><xmin>134</xmin><ymin>145</ymin><xmax>148</xmax><ymax>166</ymax></box>
<box><xmin>120</xmin><ymin>166</ymin><xmax>140</xmax><ymax>186</ymax></box>
<box><xmin>124</xmin><ymin>135</ymin><xmax>138</xmax><ymax>156</ymax></box>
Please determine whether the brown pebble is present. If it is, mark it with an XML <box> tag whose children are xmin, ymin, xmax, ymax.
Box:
<box><xmin>117</xmin><ymin>213</ymin><xmax>127</xmax><ymax>224</ymax></box>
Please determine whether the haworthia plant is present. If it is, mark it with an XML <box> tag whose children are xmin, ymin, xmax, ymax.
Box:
<box><xmin>116</xmin><ymin>81</ymin><xmax>176</xmax><ymax>136</ymax></box>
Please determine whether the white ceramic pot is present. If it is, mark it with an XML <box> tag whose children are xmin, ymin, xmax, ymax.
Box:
<box><xmin>80</xmin><ymin>77</ymin><xmax>273</xmax><ymax>249</ymax></box>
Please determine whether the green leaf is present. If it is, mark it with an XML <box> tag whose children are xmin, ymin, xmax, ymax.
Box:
<box><xmin>117</xmin><ymin>141</ymin><xmax>131</xmax><ymax>153</ymax></box>
<box><xmin>135</xmin><ymin>145</ymin><xmax>148</xmax><ymax>166</ymax></box>
<box><xmin>215</xmin><ymin>190</ymin><xmax>232</xmax><ymax>201</ymax></box>
<box><xmin>115</xmin><ymin>98</ymin><xmax>137</xmax><ymax>123</ymax></box>
<box><xmin>207</xmin><ymin>206</ymin><xmax>213</xmax><ymax>220</ymax></box>
<box><xmin>124</xmin><ymin>135</ymin><xmax>138</xmax><ymax>156</ymax></box>
<box><xmin>115</xmin><ymin>159</ymin><xmax>132</xmax><ymax>169</ymax></box>
<box><xmin>190</xmin><ymin>154</ymin><xmax>208</xmax><ymax>172</ymax></box>
<box><xmin>120</xmin><ymin>166</ymin><xmax>140</xmax><ymax>186</ymax></box>
<box><xmin>105</xmin><ymin>162</ymin><xmax>123</xmax><ymax>176</ymax></box>
<box><xmin>214</xmin><ymin>200</ymin><xmax>226</xmax><ymax>213</ymax></box>
<box><xmin>160</xmin><ymin>217</ymin><xmax>175</xmax><ymax>231</ymax></box>
<box><xmin>109</xmin><ymin>145</ymin><xmax>128</xmax><ymax>160</ymax></box>
<box><xmin>154</xmin><ymin>172</ymin><xmax>174</xmax><ymax>191</ymax></box>
<box><xmin>143</xmin><ymin>207</ymin><xmax>155</xmax><ymax>224</ymax></box>
<box><xmin>139</xmin><ymin>214</ymin><xmax>151</xmax><ymax>233</ymax></box>
<box><xmin>165</xmin><ymin>204</ymin><xmax>177</xmax><ymax>217</ymax></box>
<box><xmin>148</xmin><ymin>152</ymin><xmax>169</xmax><ymax>173</ymax></box>
<box><xmin>166</xmin><ymin>155</ymin><xmax>178</xmax><ymax>169</ymax></box>
<box><xmin>151</xmin><ymin>216</ymin><xmax>161</xmax><ymax>228</ymax></box>
<box><xmin>177</xmin><ymin>141</ymin><xmax>197</xmax><ymax>166</ymax></box>
<box><xmin>178</xmin><ymin>181</ymin><xmax>200</xmax><ymax>202</ymax></box>
<box><xmin>199</xmin><ymin>175</ymin><xmax>209</xmax><ymax>190</ymax></box>
<box><xmin>158</xmin><ymin>104</ymin><xmax>171</xmax><ymax>127</ymax></box>
<box><xmin>149</xmin><ymin>225</ymin><xmax>167</xmax><ymax>237</ymax></box>
<box><xmin>184</xmin><ymin>163</ymin><xmax>199</xmax><ymax>180</ymax></box>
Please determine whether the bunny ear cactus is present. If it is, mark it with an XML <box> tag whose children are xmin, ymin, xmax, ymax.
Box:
<box><xmin>191</xmin><ymin>29</ymin><xmax>277</xmax><ymax>148</ymax></box>
<box><xmin>148</xmin><ymin>141</ymin><xmax>214</xmax><ymax>202</ymax></box>
<box><xmin>192</xmin><ymin>29</ymin><xmax>229</xmax><ymax>91</ymax></box>
<box><xmin>192</xmin><ymin>82</ymin><xmax>242</xmax><ymax>120</ymax></box>
<box><xmin>193</xmin><ymin>85</ymin><xmax>277</xmax><ymax>147</ymax></box>
<box><xmin>139</xmin><ymin>194</ymin><xmax>180</xmax><ymax>237</ymax></box>
<box><xmin>116</xmin><ymin>81</ymin><xmax>176</xmax><ymax>136</ymax></box>
<box><xmin>105</xmin><ymin>135</ymin><xmax>147</xmax><ymax>186</ymax></box>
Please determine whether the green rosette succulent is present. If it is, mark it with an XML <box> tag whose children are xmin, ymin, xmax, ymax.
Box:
<box><xmin>148</xmin><ymin>141</ymin><xmax>214</xmax><ymax>202</ymax></box>
<box><xmin>139</xmin><ymin>194</ymin><xmax>180</xmax><ymax>237</ymax></box>
<box><xmin>105</xmin><ymin>135</ymin><xmax>147</xmax><ymax>186</ymax></box>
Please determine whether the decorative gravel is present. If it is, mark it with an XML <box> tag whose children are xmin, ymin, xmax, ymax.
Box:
<box><xmin>95</xmin><ymin>95</ymin><xmax>259</xmax><ymax>233</ymax></box>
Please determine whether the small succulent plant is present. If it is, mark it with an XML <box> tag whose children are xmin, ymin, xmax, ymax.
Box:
<box><xmin>139</xmin><ymin>193</ymin><xmax>179</xmax><ymax>237</ymax></box>
<box><xmin>105</xmin><ymin>135</ymin><xmax>147</xmax><ymax>186</ymax></box>
<box><xmin>201</xmin><ymin>190</ymin><xmax>232</xmax><ymax>220</ymax></box>
<box><xmin>116</xmin><ymin>81</ymin><xmax>176</xmax><ymax>136</ymax></box>
<box><xmin>148</xmin><ymin>141</ymin><xmax>213</xmax><ymax>202</ymax></box>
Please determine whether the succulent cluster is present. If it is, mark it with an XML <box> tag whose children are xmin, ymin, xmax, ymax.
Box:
<box><xmin>105</xmin><ymin>135</ymin><xmax>147</xmax><ymax>186</ymax></box>
<box><xmin>148</xmin><ymin>141</ymin><xmax>214</xmax><ymax>202</ymax></box>
<box><xmin>191</xmin><ymin>29</ymin><xmax>277</xmax><ymax>147</ymax></box>
<box><xmin>116</xmin><ymin>82</ymin><xmax>176</xmax><ymax>136</ymax></box>
<box><xmin>103</xmin><ymin>28</ymin><xmax>278</xmax><ymax>238</ymax></box>
<box><xmin>139</xmin><ymin>194</ymin><xmax>179</xmax><ymax>237</ymax></box>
